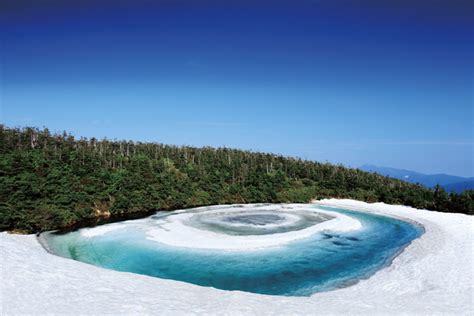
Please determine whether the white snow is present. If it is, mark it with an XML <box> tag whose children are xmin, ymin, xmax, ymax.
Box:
<box><xmin>145</xmin><ymin>205</ymin><xmax>361</xmax><ymax>250</ymax></box>
<box><xmin>1</xmin><ymin>199</ymin><xmax>473</xmax><ymax>315</ymax></box>
<box><xmin>79</xmin><ymin>222</ymin><xmax>128</xmax><ymax>237</ymax></box>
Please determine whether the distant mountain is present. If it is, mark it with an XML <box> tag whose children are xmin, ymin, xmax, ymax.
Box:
<box><xmin>359</xmin><ymin>165</ymin><xmax>474</xmax><ymax>193</ymax></box>
<box><xmin>443</xmin><ymin>180</ymin><xmax>474</xmax><ymax>193</ymax></box>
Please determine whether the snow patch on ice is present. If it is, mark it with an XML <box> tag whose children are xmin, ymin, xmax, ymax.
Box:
<box><xmin>79</xmin><ymin>223</ymin><xmax>128</xmax><ymax>237</ymax></box>
<box><xmin>145</xmin><ymin>207</ymin><xmax>361</xmax><ymax>250</ymax></box>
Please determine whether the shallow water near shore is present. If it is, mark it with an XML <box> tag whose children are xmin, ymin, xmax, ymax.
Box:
<box><xmin>43</xmin><ymin>205</ymin><xmax>423</xmax><ymax>296</ymax></box>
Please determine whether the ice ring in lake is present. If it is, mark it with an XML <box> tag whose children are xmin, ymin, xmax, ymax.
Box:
<box><xmin>43</xmin><ymin>204</ymin><xmax>424</xmax><ymax>296</ymax></box>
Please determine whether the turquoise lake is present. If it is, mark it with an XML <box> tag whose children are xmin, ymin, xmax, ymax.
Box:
<box><xmin>43</xmin><ymin>205</ymin><xmax>423</xmax><ymax>296</ymax></box>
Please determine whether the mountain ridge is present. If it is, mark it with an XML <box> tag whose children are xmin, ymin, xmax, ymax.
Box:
<box><xmin>359</xmin><ymin>165</ymin><xmax>474</xmax><ymax>193</ymax></box>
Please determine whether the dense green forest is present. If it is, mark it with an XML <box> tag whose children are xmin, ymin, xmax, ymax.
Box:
<box><xmin>1</xmin><ymin>126</ymin><xmax>472</xmax><ymax>233</ymax></box>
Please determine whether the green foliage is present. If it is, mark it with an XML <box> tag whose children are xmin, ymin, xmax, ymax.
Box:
<box><xmin>0</xmin><ymin>126</ymin><xmax>472</xmax><ymax>233</ymax></box>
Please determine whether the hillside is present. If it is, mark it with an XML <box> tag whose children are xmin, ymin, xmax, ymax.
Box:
<box><xmin>1</xmin><ymin>126</ymin><xmax>472</xmax><ymax>233</ymax></box>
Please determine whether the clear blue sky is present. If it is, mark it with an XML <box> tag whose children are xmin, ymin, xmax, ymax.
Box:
<box><xmin>1</xmin><ymin>0</ymin><xmax>473</xmax><ymax>177</ymax></box>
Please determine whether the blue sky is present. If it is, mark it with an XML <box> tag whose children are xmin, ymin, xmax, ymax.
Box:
<box><xmin>1</xmin><ymin>0</ymin><xmax>473</xmax><ymax>176</ymax></box>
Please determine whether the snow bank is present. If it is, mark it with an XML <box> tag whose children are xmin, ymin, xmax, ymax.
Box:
<box><xmin>1</xmin><ymin>200</ymin><xmax>473</xmax><ymax>315</ymax></box>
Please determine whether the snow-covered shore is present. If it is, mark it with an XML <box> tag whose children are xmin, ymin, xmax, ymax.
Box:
<box><xmin>1</xmin><ymin>199</ymin><xmax>473</xmax><ymax>315</ymax></box>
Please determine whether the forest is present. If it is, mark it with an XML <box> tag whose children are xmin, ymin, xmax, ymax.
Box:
<box><xmin>1</xmin><ymin>125</ymin><xmax>472</xmax><ymax>233</ymax></box>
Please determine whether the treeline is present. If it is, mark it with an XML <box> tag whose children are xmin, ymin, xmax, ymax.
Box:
<box><xmin>1</xmin><ymin>126</ymin><xmax>472</xmax><ymax>233</ymax></box>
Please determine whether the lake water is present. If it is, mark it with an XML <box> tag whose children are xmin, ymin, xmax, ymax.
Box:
<box><xmin>44</xmin><ymin>204</ymin><xmax>423</xmax><ymax>296</ymax></box>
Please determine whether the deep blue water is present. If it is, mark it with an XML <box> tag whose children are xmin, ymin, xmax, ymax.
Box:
<box><xmin>44</xmin><ymin>206</ymin><xmax>423</xmax><ymax>296</ymax></box>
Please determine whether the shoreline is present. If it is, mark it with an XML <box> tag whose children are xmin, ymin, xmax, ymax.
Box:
<box><xmin>2</xmin><ymin>199</ymin><xmax>473</xmax><ymax>315</ymax></box>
